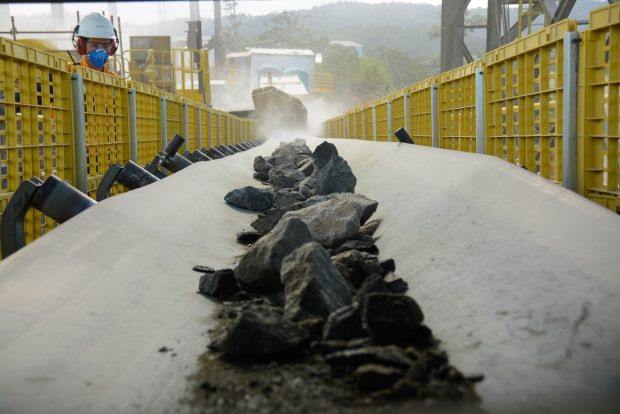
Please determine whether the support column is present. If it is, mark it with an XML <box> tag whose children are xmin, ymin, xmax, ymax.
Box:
<box><xmin>372</xmin><ymin>106</ymin><xmax>377</xmax><ymax>142</ymax></box>
<box><xmin>431</xmin><ymin>84</ymin><xmax>439</xmax><ymax>148</ymax></box>
<box><xmin>71</xmin><ymin>72</ymin><xmax>87</xmax><ymax>194</ymax></box>
<box><xmin>475</xmin><ymin>68</ymin><xmax>486</xmax><ymax>154</ymax></box>
<box><xmin>196</xmin><ymin>108</ymin><xmax>202</xmax><ymax>150</ymax></box>
<box><xmin>127</xmin><ymin>88</ymin><xmax>138</xmax><ymax>162</ymax></box>
<box><xmin>207</xmin><ymin>110</ymin><xmax>212</xmax><ymax>148</ymax></box>
<box><xmin>353</xmin><ymin>112</ymin><xmax>358</xmax><ymax>140</ymax></box>
<box><xmin>218</xmin><ymin>113</ymin><xmax>222</xmax><ymax>146</ymax></box>
<box><xmin>562</xmin><ymin>31</ymin><xmax>579</xmax><ymax>191</ymax></box>
<box><xmin>182</xmin><ymin>103</ymin><xmax>189</xmax><ymax>153</ymax></box>
<box><xmin>404</xmin><ymin>93</ymin><xmax>411</xmax><ymax>133</ymax></box>
<box><xmin>387</xmin><ymin>100</ymin><xmax>392</xmax><ymax>142</ymax></box>
<box><xmin>362</xmin><ymin>110</ymin><xmax>367</xmax><ymax>140</ymax></box>
<box><xmin>160</xmin><ymin>96</ymin><xmax>167</xmax><ymax>149</ymax></box>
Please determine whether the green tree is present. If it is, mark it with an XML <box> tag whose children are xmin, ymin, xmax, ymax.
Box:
<box><xmin>254</xmin><ymin>12</ymin><xmax>315</xmax><ymax>49</ymax></box>
<box><xmin>369</xmin><ymin>47</ymin><xmax>436</xmax><ymax>89</ymax></box>
<box><xmin>353</xmin><ymin>57</ymin><xmax>393</xmax><ymax>101</ymax></box>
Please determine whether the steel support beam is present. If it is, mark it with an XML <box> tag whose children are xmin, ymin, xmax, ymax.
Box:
<box><xmin>128</xmin><ymin>89</ymin><xmax>138</xmax><ymax>163</ymax></box>
<box><xmin>431</xmin><ymin>84</ymin><xmax>439</xmax><ymax>148</ymax></box>
<box><xmin>440</xmin><ymin>0</ymin><xmax>470</xmax><ymax>72</ymax></box>
<box><xmin>71</xmin><ymin>72</ymin><xmax>88</xmax><ymax>194</ymax></box>
<box><xmin>160</xmin><ymin>97</ymin><xmax>167</xmax><ymax>149</ymax></box>
<box><xmin>562</xmin><ymin>31</ymin><xmax>579</xmax><ymax>191</ymax></box>
<box><xmin>475</xmin><ymin>68</ymin><xmax>486</xmax><ymax>154</ymax></box>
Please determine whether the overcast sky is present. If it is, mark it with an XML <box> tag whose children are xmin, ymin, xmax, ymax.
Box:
<box><xmin>4</xmin><ymin>1</ymin><xmax>490</xmax><ymax>25</ymax></box>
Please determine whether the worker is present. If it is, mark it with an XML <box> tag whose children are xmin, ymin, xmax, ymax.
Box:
<box><xmin>70</xmin><ymin>12</ymin><xmax>118</xmax><ymax>74</ymax></box>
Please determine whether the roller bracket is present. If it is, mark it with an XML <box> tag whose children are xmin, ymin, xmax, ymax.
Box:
<box><xmin>1</xmin><ymin>175</ymin><xmax>96</xmax><ymax>258</ymax></box>
<box><xmin>96</xmin><ymin>161</ymin><xmax>160</xmax><ymax>201</ymax></box>
<box><xmin>394</xmin><ymin>128</ymin><xmax>415</xmax><ymax>144</ymax></box>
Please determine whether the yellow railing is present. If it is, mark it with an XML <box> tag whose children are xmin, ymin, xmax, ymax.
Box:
<box><xmin>0</xmin><ymin>36</ymin><xmax>258</xmax><ymax>255</ymax></box>
<box><xmin>324</xmin><ymin>3</ymin><xmax>620</xmax><ymax>213</ymax></box>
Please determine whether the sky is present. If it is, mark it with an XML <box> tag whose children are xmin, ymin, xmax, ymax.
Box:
<box><xmin>2</xmin><ymin>1</ymin><xmax>491</xmax><ymax>25</ymax></box>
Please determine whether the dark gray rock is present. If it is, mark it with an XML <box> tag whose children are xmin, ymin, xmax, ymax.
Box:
<box><xmin>280</xmin><ymin>242</ymin><xmax>353</xmax><ymax>321</ymax></box>
<box><xmin>332</xmin><ymin>250</ymin><xmax>383</xmax><ymax>288</ymax></box>
<box><xmin>236</xmin><ymin>231</ymin><xmax>262</xmax><ymax>245</ymax></box>
<box><xmin>313</xmin><ymin>337</ymin><xmax>372</xmax><ymax>354</ymax></box>
<box><xmin>363</xmin><ymin>293</ymin><xmax>424</xmax><ymax>345</ymax></box>
<box><xmin>384</xmin><ymin>273</ymin><xmax>408</xmax><ymax>294</ymax></box>
<box><xmin>210</xmin><ymin>305</ymin><xmax>309</xmax><ymax>357</ymax></box>
<box><xmin>304</xmin><ymin>193</ymin><xmax>378</xmax><ymax>225</ymax></box>
<box><xmin>268</xmin><ymin>164</ymin><xmax>306</xmax><ymax>189</ymax></box>
<box><xmin>360</xmin><ymin>219</ymin><xmax>382</xmax><ymax>237</ymax></box>
<box><xmin>282</xmin><ymin>198</ymin><xmax>364</xmax><ymax>248</ymax></box>
<box><xmin>297</xmin><ymin>317</ymin><xmax>325</xmax><ymax>339</ymax></box>
<box><xmin>322</xmin><ymin>303</ymin><xmax>366</xmax><ymax>341</ymax></box>
<box><xmin>224</xmin><ymin>186</ymin><xmax>274</xmax><ymax>211</ymax></box>
<box><xmin>297</xmin><ymin>159</ymin><xmax>314</xmax><ymax>177</ymax></box>
<box><xmin>312</xmin><ymin>141</ymin><xmax>339</xmax><ymax>169</ymax></box>
<box><xmin>253</xmin><ymin>170</ymin><xmax>269</xmax><ymax>183</ymax></box>
<box><xmin>251</xmin><ymin>208</ymin><xmax>287</xmax><ymax>235</ymax></box>
<box><xmin>235</xmin><ymin>217</ymin><xmax>313</xmax><ymax>293</ymax></box>
<box><xmin>274</xmin><ymin>190</ymin><xmax>306</xmax><ymax>209</ymax></box>
<box><xmin>354</xmin><ymin>364</ymin><xmax>405</xmax><ymax>393</ymax></box>
<box><xmin>253</xmin><ymin>155</ymin><xmax>273</xmax><ymax>173</ymax></box>
<box><xmin>330</xmin><ymin>238</ymin><xmax>379</xmax><ymax>255</ymax></box>
<box><xmin>380</xmin><ymin>259</ymin><xmax>396</xmax><ymax>275</ymax></box>
<box><xmin>199</xmin><ymin>268</ymin><xmax>239</xmax><ymax>299</ymax></box>
<box><xmin>315</xmin><ymin>156</ymin><xmax>357</xmax><ymax>195</ymax></box>
<box><xmin>325</xmin><ymin>345</ymin><xmax>413</xmax><ymax>370</ymax></box>
<box><xmin>354</xmin><ymin>274</ymin><xmax>391</xmax><ymax>301</ymax></box>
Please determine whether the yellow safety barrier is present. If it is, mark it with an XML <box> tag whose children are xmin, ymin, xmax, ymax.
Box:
<box><xmin>200</xmin><ymin>107</ymin><xmax>213</xmax><ymax>148</ymax></box>
<box><xmin>436</xmin><ymin>60</ymin><xmax>481</xmax><ymax>152</ymax></box>
<box><xmin>376</xmin><ymin>100</ymin><xmax>389</xmax><ymax>142</ymax></box>
<box><xmin>186</xmin><ymin>102</ymin><xmax>198</xmax><ymax>151</ymax></box>
<box><xmin>162</xmin><ymin>91</ymin><xmax>183</xmax><ymax>147</ymax></box>
<box><xmin>0</xmin><ymin>37</ymin><xmax>73</xmax><ymax>243</ymax></box>
<box><xmin>347</xmin><ymin>111</ymin><xmax>356</xmax><ymax>140</ymax></box>
<box><xmin>0</xmin><ymin>36</ymin><xmax>258</xmax><ymax>256</ymax></box>
<box><xmin>408</xmin><ymin>78</ymin><xmax>433</xmax><ymax>147</ymax></box>
<box><xmin>485</xmin><ymin>19</ymin><xmax>576</xmax><ymax>180</ymax></box>
<box><xmin>211</xmin><ymin>109</ymin><xmax>220</xmax><ymax>146</ymax></box>
<box><xmin>324</xmin><ymin>7</ymin><xmax>620</xmax><ymax>214</ymax></box>
<box><xmin>128</xmin><ymin>80</ymin><xmax>162</xmax><ymax>166</ymax></box>
<box><xmin>75</xmin><ymin>66</ymin><xmax>130</xmax><ymax>199</ymax></box>
<box><xmin>390</xmin><ymin>90</ymin><xmax>406</xmax><ymax>138</ymax></box>
<box><xmin>578</xmin><ymin>3</ymin><xmax>620</xmax><ymax>213</ymax></box>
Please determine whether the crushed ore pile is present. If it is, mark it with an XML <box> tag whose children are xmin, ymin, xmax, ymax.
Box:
<box><xmin>189</xmin><ymin>139</ymin><xmax>484</xmax><ymax>414</ymax></box>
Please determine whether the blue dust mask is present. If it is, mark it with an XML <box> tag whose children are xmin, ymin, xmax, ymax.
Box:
<box><xmin>87</xmin><ymin>48</ymin><xmax>109</xmax><ymax>69</ymax></box>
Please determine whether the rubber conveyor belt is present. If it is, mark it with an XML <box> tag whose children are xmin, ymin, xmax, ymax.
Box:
<box><xmin>0</xmin><ymin>138</ymin><xmax>618</xmax><ymax>414</ymax></box>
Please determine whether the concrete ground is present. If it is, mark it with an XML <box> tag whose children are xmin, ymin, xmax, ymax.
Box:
<box><xmin>0</xmin><ymin>137</ymin><xmax>618</xmax><ymax>414</ymax></box>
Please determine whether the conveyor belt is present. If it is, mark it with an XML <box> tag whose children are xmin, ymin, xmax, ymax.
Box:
<box><xmin>0</xmin><ymin>138</ymin><xmax>618</xmax><ymax>414</ymax></box>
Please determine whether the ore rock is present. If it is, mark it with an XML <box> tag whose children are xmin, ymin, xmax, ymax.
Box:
<box><xmin>311</xmin><ymin>141</ymin><xmax>339</xmax><ymax>170</ymax></box>
<box><xmin>253</xmin><ymin>155</ymin><xmax>273</xmax><ymax>173</ymax></box>
<box><xmin>268</xmin><ymin>164</ymin><xmax>306</xmax><ymax>189</ymax></box>
<box><xmin>236</xmin><ymin>231</ymin><xmax>262</xmax><ymax>245</ymax></box>
<box><xmin>315</xmin><ymin>156</ymin><xmax>357</xmax><ymax>195</ymax></box>
<box><xmin>224</xmin><ymin>186</ymin><xmax>274</xmax><ymax>211</ymax></box>
<box><xmin>210</xmin><ymin>305</ymin><xmax>309</xmax><ymax>357</ymax></box>
<box><xmin>354</xmin><ymin>364</ymin><xmax>405</xmax><ymax>393</ymax></box>
<box><xmin>325</xmin><ymin>345</ymin><xmax>413</xmax><ymax>370</ymax></box>
<box><xmin>354</xmin><ymin>274</ymin><xmax>391</xmax><ymax>302</ymax></box>
<box><xmin>360</xmin><ymin>219</ymin><xmax>382</xmax><ymax>237</ymax></box>
<box><xmin>199</xmin><ymin>268</ymin><xmax>239</xmax><ymax>299</ymax></box>
<box><xmin>280</xmin><ymin>242</ymin><xmax>353</xmax><ymax>321</ymax></box>
<box><xmin>282</xmin><ymin>198</ymin><xmax>364</xmax><ymax>248</ymax></box>
<box><xmin>332</xmin><ymin>250</ymin><xmax>384</xmax><ymax>288</ymax></box>
<box><xmin>362</xmin><ymin>293</ymin><xmax>425</xmax><ymax>345</ymax></box>
<box><xmin>235</xmin><ymin>217</ymin><xmax>313</xmax><ymax>293</ymax></box>
<box><xmin>322</xmin><ymin>302</ymin><xmax>367</xmax><ymax>341</ymax></box>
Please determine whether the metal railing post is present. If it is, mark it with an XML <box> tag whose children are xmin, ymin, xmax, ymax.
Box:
<box><xmin>563</xmin><ymin>31</ymin><xmax>579</xmax><ymax>191</ymax></box>
<box><xmin>128</xmin><ymin>89</ymin><xmax>138</xmax><ymax>162</ymax></box>
<box><xmin>475</xmin><ymin>68</ymin><xmax>486</xmax><ymax>154</ymax></box>
<box><xmin>196</xmin><ymin>108</ymin><xmax>202</xmax><ymax>150</ymax></box>
<box><xmin>182</xmin><ymin>103</ymin><xmax>189</xmax><ymax>153</ymax></box>
<box><xmin>387</xmin><ymin>100</ymin><xmax>392</xmax><ymax>142</ymax></box>
<box><xmin>353</xmin><ymin>112</ymin><xmax>357</xmax><ymax>140</ymax></box>
<box><xmin>362</xmin><ymin>110</ymin><xmax>367</xmax><ymax>140</ymax></box>
<box><xmin>71</xmin><ymin>72</ymin><xmax>88</xmax><ymax>194</ymax></box>
<box><xmin>372</xmin><ymin>106</ymin><xmax>377</xmax><ymax>142</ymax></box>
<box><xmin>160</xmin><ymin>96</ymin><xmax>167</xmax><ymax>149</ymax></box>
<box><xmin>431</xmin><ymin>84</ymin><xmax>439</xmax><ymax>148</ymax></box>
<box><xmin>404</xmin><ymin>93</ymin><xmax>411</xmax><ymax>133</ymax></box>
<box><xmin>218</xmin><ymin>113</ymin><xmax>222</xmax><ymax>146</ymax></box>
<box><xmin>207</xmin><ymin>110</ymin><xmax>212</xmax><ymax>148</ymax></box>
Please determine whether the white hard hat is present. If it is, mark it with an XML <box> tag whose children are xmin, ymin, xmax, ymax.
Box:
<box><xmin>76</xmin><ymin>13</ymin><xmax>116</xmax><ymax>39</ymax></box>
